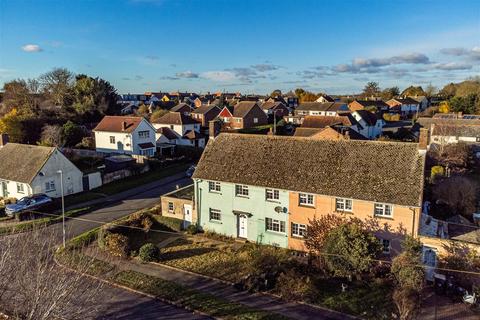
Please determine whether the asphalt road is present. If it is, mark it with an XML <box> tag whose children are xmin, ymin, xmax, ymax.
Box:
<box><xmin>48</xmin><ymin>173</ymin><xmax>211</xmax><ymax>320</ymax></box>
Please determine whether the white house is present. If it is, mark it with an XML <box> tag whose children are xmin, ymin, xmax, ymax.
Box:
<box><xmin>386</xmin><ymin>98</ymin><xmax>420</xmax><ymax>117</ymax></box>
<box><xmin>152</xmin><ymin>112</ymin><xmax>205</xmax><ymax>148</ymax></box>
<box><xmin>0</xmin><ymin>143</ymin><xmax>83</xmax><ymax>199</ymax></box>
<box><xmin>351</xmin><ymin>110</ymin><xmax>385</xmax><ymax>139</ymax></box>
<box><xmin>295</xmin><ymin>102</ymin><xmax>350</xmax><ymax>117</ymax></box>
<box><xmin>315</xmin><ymin>95</ymin><xmax>335</xmax><ymax>103</ymax></box>
<box><xmin>430</xmin><ymin>123</ymin><xmax>480</xmax><ymax>145</ymax></box>
<box><xmin>93</xmin><ymin>116</ymin><xmax>157</xmax><ymax>156</ymax></box>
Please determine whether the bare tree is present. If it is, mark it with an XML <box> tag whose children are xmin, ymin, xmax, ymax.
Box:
<box><xmin>0</xmin><ymin>229</ymin><xmax>104</xmax><ymax>319</ymax></box>
<box><xmin>433</xmin><ymin>176</ymin><xmax>478</xmax><ymax>218</ymax></box>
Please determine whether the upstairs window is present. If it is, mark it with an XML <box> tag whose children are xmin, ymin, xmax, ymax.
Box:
<box><xmin>109</xmin><ymin>136</ymin><xmax>115</xmax><ymax>144</ymax></box>
<box><xmin>235</xmin><ymin>185</ymin><xmax>249</xmax><ymax>197</ymax></box>
<box><xmin>299</xmin><ymin>193</ymin><xmax>314</xmax><ymax>206</ymax></box>
<box><xmin>16</xmin><ymin>183</ymin><xmax>24</xmax><ymax>193</ymax></box>
<box><xmin>335</xmin><ymin>198</ymin><xmax>353</xmax><ymax>212</ymax></box>
<box><xmin>138</xmin><ymin>130</ymin><xmax>150</xmax><ymax>138</ymax></box>
<box><xmin>265</xmin><ymin>189</ymin><xmax>279</xmax><ymax>201</ymax></box>
<box><xmin>45</xmin><ymin>181</ymin><xmax>55</xmax><ymax>192</ymax></box>
<box><xmin>208</xmin><ymin>181</ymin><xmax>221</xmax><ymax>193</ymax></box>
<box><xmin>380</xmin><ymin>239</ymin><xmax>391</xmax><ymax>254</ymax></box>
<box><xmin>168</xmin><ymin>202</ymin><xmax>174</xmax><ymax>213</ymax></box>
<box><xmin>374</xmin><ymin>203</ymin><xmax>393</xmax><ymax>217</ymax></box>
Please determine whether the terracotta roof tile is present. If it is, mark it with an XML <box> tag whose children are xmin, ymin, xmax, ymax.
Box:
<box><xmin>93</xmin><ymin>116</ymin><xmax>144</xmax><ymax>133</ymax></box>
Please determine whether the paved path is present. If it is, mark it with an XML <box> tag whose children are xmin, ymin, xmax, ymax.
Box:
<box><xmin>85</xmin><ymin>248</ymin><xmax>356</xmax><ymax>320</ymax></box>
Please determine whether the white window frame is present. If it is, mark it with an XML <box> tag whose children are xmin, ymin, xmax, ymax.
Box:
<box><xmin>265</xmin><ymin>189</ymin><xmax>279</xmax><ymax>201</ymax></box>
<box><xmin>374</xmin><ymin>203</ymin><xmax>393</xmax><ymax>217</ymax></box>
<box><xmin>253</xmin><ymin>118</ymin><xmax>258</xmax><ymax>124</ymax></box>
<box><xmin>335</xmin><ymin>198</ymin><xmax>353</xmax><ymax>212</ymax></box>
<box><xmin>16</xmin><ymin>183</ymin><xmax>24</xmax><ymax>194</ymax></box>
<box><xmin>109</xmin><ymin>136</ymin><xmax>115</xmax><ymax>144</ymax></box>
<box><xmin>235</xmin><ymin>185</ymin><xmax>249</xmax><ymax>197</ymax></box>
<box><xmin>45</xmin><ymin>181</ymin><xmax>55</xmax><ymax>192</ymax></box>
<box><xmin>208</xmin><ymin>181</ymin><xmax>221</xmax><ymax>193</ymax></box>
<box><xmin>138</xmin><ymin>130</ymin><xmax>150</xmax><ymax>139</ymax></box>
<box><xmin>291</xmin><ymin>222</ymin><xmax>307</xmax><ymax>238</ymax></box>
<box><xmin>209</xmin><ymin>208</ymin><xmax>221</xmax><ymax>222</ymax></box>
<box><xmin>168</xmin><ymin>202</ymin><xmax>174</xmax><ymax>213</ymax></box>
<box><xmin>265</xmin><ymin>217</ymin><xmax>285</xmax><ymax>233</ymax></box>
<box><xmin>299</xmin><ymin>193</ymin><xmax>314</xmax><ymax>206</ymax></box>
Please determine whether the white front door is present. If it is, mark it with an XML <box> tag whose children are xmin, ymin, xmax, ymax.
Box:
<box><xmin>183</xmin><ymin>204</ymin><xmax>192</xmax><ymax>228</ymax></box>
<box><xmin>238</xmin><ymin>214</ymin><xmax>248</xmax><ymax>238</ymax></box>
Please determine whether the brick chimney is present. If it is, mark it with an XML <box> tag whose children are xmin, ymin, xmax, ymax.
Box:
<box><xmin>209</xmin><ymin>119</ymin><xmax>221</xmax><ymax>140</ymax></box>
<box><xmin>0</xmin><ymin>133</ymin><xmax>9</xmax><ymax>147</ymax></box>
<box><xmin>418</xmin><ymin>128</ymin><xmax>429</xmax><ymax>152</ymax></box>
<box><xmin>122</xmin><ymin>121</ymin><xmax>128</xmax><ymax>131</ymax></box>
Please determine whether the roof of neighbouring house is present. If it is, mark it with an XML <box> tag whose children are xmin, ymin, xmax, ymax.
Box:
<box><xmin>389</xmin><ymin>97</ymin><xmax>420</xmax><ymax>105</ymax></box>
<box><xmin>432</xmin><ymin>123</ymin><xmax>480</xmax><ymax>137</ymax></box>
<box><xmin>162</xmin><ymin>184</ymin><xmax>194</xmax><ymax>201</ymax></box>
<box><xmin>170</xmin><ymin>103</ymin><xmax>193</xmax><ymax>113</ymax></box>
<box><xmin>93</xmin><ymin>116</ymin><xmax>144</xmax><ymax>133</ymax></box>
<box><xmin>156</xmin><ymin>127</ymin><xmax>178</xmax><ymax>140</ymax></box>
<box><xmin>317</xmin><ymin>95</ymin><xmax>335</xmax><ymax>102</ymax></box>
<box><xmin>183</xmin><ymin>130</ymin><xmax>206</xmax><ymax>140</ymax></box>
<box><xmin>355</xmin><ymin>110</ymin><xmax>380</xmax><ymax>126</ymax></box>
<box><xmin>260</xmin><ymin>101</ymin><xmax>287</xmax><ymax>111</ymax></box>
<box><xmin>191</xmin><ymin>104</ymin><xmax>221</xmax><ymax>115</ymax></box>
<box><xmin>231</xmin><ymin>101</ymin><xmax>261</xmax><ymax>117</ymax></box>
<box><xmin>296</xmin><ymin>102</ymin><xmax>347</xmax><ymax>112</ymax></box>
<box><xmin>350</xmin><ymin>100</ymin><xmax>389</xmax><ymax>108</ymax></box>
<box><xmin>193</xmin><ymin>134</ymin><xmax>425</xmax><ymax>206</ymax></box>
<box><xmin>294</xmin><ymin>126</ymin><xmax>367</xmax><ymax>140</ymax></box>
<box><xmin>138</xmin><ymin>142</ymin><xmax>156</xmax><ymax>149</ymax></box>
<box><xmin>301</xmin><ymin>114</ymin><xmax>359</xmax><ymax>128</ymax></box>
<box><xmin>152</xmin><ymin>112</ymin><xmax>197</xmax><ymax>125</ymax></box>
<box><xmin>0</xmin><ymin>143</ymin><xmax>57</xmax><ymax>184</ymax></box>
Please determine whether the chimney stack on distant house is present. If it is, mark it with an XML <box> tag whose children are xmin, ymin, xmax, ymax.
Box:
<box><xmin>209</xmin><ymin>119</ymin><xmax>221</xmax><ymax>140</ymax></box>
<box><xmin>418</xmin><ymin>128</ymin><xmax>429</xmax><ymax>152</ymax></box>
<box><xmin>122</xmin><ymin>121</ymin><xmax>128</xmax><ymax>131</ymax></box>
<box><xmin>0</xmin><ymin>133</ymin><xmax>9</xmax><ymax>148</ymax></box>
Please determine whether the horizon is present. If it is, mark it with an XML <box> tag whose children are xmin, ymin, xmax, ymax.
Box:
<box><xmin>1</xmin><ymin>0</ymin><xmax>479</xmax><ymax>95</ymax></box>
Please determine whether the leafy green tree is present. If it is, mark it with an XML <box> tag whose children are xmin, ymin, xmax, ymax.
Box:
<box><xmin>62</xmin><ymin>121</ymin><xmax>85</xmax><ymax>147</ymax></box>
<box><xmin>323</xmin><ymin>221</ymin><xmax>381</xmax><ymax>279</ymax></box>
<box><xmin>294</xmin><ymin>88</ymin><xmax>306</xmax><ymax>97</ymax></box>
<box><xmin>150</xmin><ymin>108</ymin><xmax>169</xmax><ymax>122</ymax></box>
<box><xmin>448</xmin><ymin>94</ymin><xmax>478</xmax><ymax>114</ymax></box>
<box><xmin>72</xmin><ymin>74</ymin><xmax>119</xmax><ymax>119</ymax></box>
<box><xmin>362</xmin><ymin>82</ymin><xmax>381</xmax><ymax>98</ymax></box>
<box><xmin>270</xmin><ymin>89</ymin><xmax>282</xmax><ymax>98</ymax></box>
<box><xmin>401</xmin><ymin>86</ymin><xmax>426</xmax><ymax>97</ymax></box>
<box><xmin>1</xmin><ymin>80</ymin><xmax>36</xmax><ymax>114</ymax></box>
<box><xmin>391</xmin><ymin>236</ymin><xmax>424</xmax><ymax>289</ymax></box>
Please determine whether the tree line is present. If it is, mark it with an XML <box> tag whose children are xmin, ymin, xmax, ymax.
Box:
<box><xmin>0</xmin><ymin>68</ymin><xmax>120</xmax><ymax>146</ymax></box>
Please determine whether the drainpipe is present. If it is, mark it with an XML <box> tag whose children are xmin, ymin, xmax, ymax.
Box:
<box><xmin>409</xmin><ymin>207</ymin><xmax>417</xmax><ymax>237</ymax></box>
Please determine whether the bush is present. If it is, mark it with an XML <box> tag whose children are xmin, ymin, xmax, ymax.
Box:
<box><xmin>185</xmin><ymin>224</ymin><xmax>199</xmax><ymax>235</ymax></box>
<box><xmin>383</xmin><ymin>113</ymin><xmax>400</xmax><ymax>122</ymax></box>
<box><xmin>105</xmin><ymin>233</ymin><xmax>130</xmax><ymax>258</ymax></box>
<box><xmin>430</xmin><ymin>165</ymin><xmax>444</xmax><ymax>181</ymax></box>
<box><xmin>275</xmin><ymin>269</ymin><xmax>314</xmax><ymax>302</ymax></box>
<box><xmin>138</xmin><ymin>243</ymin><xmax>160</xmax><ymax>262</ymax></box>
<box><xmin>152</xmin><ymin>215</ymin><xmax>183</xmax><ymax>232</ymax></box>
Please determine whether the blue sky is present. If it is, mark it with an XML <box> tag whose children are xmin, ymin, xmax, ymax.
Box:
<box><xmin>0</xmin><ymin>0</ymin><xmax>479</xmax><ymax>94</ymax></box>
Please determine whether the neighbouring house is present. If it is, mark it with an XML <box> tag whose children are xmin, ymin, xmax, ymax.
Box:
<box><xmin>284</xmin><ymin>94</ymin><xmax>299</xmax><ymax>109</ymax></box>
<box><xmin>300</xmin><ymin>114</ymin><xmax>361</xmax><ymax>131</ymax></box>
<box><xmin>191</xmin><ymin>105</ymin><xmax>221</xmax><ymax>127</ymax></box>
<box><xmin>413</xmin><ymin>115</ymin><xmax>480</xmax><ymax>146</ymax></box>
<box><xmin>152</xmin><ymin>112</ymin><xmax>205</xmax><ymax>148</ymax></box>
<box><xmin>260</xmin><ymin>101</ymin><xmax>289</xmax><ymax>118</ymax></box>
<box><xmin>386</xmin><ymin>97</ymin><xmax>421</xmax><ymax>117</ymax></box>
<box><xmin>349</xmin><ymin>100</ymin><xmax>390</xmax><ymax>113</ymax></box>
<box><xmin>315</xmin><ymin>95</ymin><xmax>335</xmax><ymax>103</ymax></box>
<box><xmin>93</xmin><ymin>116</ymin><xmax>157</xmax><ymax>156</ymax></box>
<box><xmin>170</xmin><ymin>103</ymin><xmax>194</xmax><ymax>115</ymax></box>
<box><xmin>0</xmin><ymin>143</ymin><xmax>83</xmax><ymax>199</ymax></box>
<box><xmin>193</xmin><ymin>134</ymin><xmax>426</xmax><ymax>253</ymax></box>
<box><xmin>410</xmin><ymin>95</ymin><xmax>429</xmax><ymax>111</ymax></box>
<box><xmin>217</xmin><ymin>101</ymin><xmax>268</xmax><ymax>130</ymax></box>
<box><xmin>160</xmin><ymin>184</ymin><xmax>196</xmax><ymax>228</ymax></box>
<box><xmin>351</xmin><ymin>110</ymin><xmax>385</xmax><ymax>139</ymax></box>
<box><xmin>295</xmin><ymin>102</ymin><xmax>350</xmax><ymax>117</ymax></box>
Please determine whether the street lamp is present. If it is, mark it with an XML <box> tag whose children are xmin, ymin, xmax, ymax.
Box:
<box><xmin>57</xmin><ymin>170</ymin><xmax>65</xmax><ymax>248</ymax></box>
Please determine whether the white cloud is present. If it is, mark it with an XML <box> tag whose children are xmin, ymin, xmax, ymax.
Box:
<box><xmin>201</xmin><ymin>71</ymin><xmax>236</xmax><ymax>81</ymax></box>
<box><xmin>176</xmin><ymin>71</ymin><xmax>199</xmax><ymax>78</ymax></box>
<box><xmin>21</xmin><ymin>44</ymin><xmax>42</xmax><ymax>52</ymax></box>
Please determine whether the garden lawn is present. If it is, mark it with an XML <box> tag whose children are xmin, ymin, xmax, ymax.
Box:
<box><xmin>159</xmin><ymin>237</ymin><xmax>251</xmax><ymax>283</ymax></box>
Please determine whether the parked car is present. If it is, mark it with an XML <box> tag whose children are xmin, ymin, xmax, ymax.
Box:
<box><xmin>5</xmin><ymin>194</ymin><xmax>55</xmax><ymax>220</ymax></box>
<box><xmin>186</xmin><ymin>165</ymin><xmax>196</xmax><ymax>178</ymax></box>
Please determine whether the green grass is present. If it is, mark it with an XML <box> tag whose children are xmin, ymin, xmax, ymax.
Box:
<box><xmin>0</xmin><ymin>207</ymin><xmax>92</xmax><ymax>236</ymax></box>
<box><xmin>113</xmin><ymin>270</ymin><xmax>289</xmax><ymax>320</ymax></box>
<box><xmin>64</xmin><ymin>163</ymin><xmax>191</xmax><ymax>207</ymax></box>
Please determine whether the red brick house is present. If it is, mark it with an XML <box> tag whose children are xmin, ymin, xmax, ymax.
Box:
<box><xmin>218</xmin><ymin>101</ymin><xmax>268</xmax><ymax>130</ymax></box>
<box><xmin>191</xmin><ymin>105</ymin><xmax>221</xmax><ymax>127</ymax></box>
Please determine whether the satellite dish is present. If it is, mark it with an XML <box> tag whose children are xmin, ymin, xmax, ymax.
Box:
<box><xmin>274</xmin><ymin>206</ymin><xmax>282</xmax><ymax>213</ymax></box>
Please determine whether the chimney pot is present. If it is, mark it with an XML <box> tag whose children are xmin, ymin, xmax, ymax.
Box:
<box><xmin>122</xmin><ymin>121</ymin><xmax>128</xmax><ymax>131</ymax></box>
<box><xmin>0</xmin><ymin>133</ymin><xmax>9</xmax><ymax>147</ymax></box>
<box><xmin>418</xmin><ymin>128</ymin><xmax>429</xmax><ymax>152</ymax></box>
<box><xmin>209</xmin><ymin>120</ymin><xmax>220</xmax><ymax>140</ymax></box>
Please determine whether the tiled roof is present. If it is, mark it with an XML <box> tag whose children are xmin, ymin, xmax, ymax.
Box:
<box><xmin>93</xmin><ymin>116</ymin><xmax>144</xmax><ymax>133</ymax></box>
<box><xmin>192</xmin><ymin>105</ymin><xmax>221</xmax><ymax>115</ymax></box>
<box><xmin>432</xmin><ymin>124</ymin><xmax>480</xmax><ymax>137</ymax></box>
<box><xmin>138</xmin><ymin>142</ymin><xmax>155</xmax><ymax>149</ymax></box>
<box><xmin>260</xmin><ymin>101</ymin><xmax>286</xmax><ymax>110</ymax></box>
<box><xmin>232</xmin><ymin>101</ymin><xmax>259</xmax><ymax>117</ymax></box>
<box><xmin>390</xmin><ymin>97</ymin><xmax>420</xmax><ymax>105</ymax></box>
<box><xmin>156</xmin><ymin>127</ymin><xmax>178</xmax><ymax>140</ymax></box>
<box><xmin>301</xmin><ymin>115</ymin><xmax>357</xmax><ymax>128</ymax></box>
<box><xmin>351</xmin><ymin>100</ymin><xmax>389</xmax><ymax>108</ymax></box>
<box><xmin>296</xmin><ymin>102</ymin><xmax>347</xmax><ymax>112</ymax></box>
<box><xmin>170</xmin><ymin>103</ymin><xmax>193</xmax><ymax>112</ymax></box>
<box><xmin>183</xmin><ymin>130</ymin><xmax>206</xmax><ymax>140</ymax></box>
<box><xmin>152</xmin><ymin>112</ymin><xmax>197</xmax><ymax>125</ymax></box>
<box><xmin>355</xmin><ymin>110</ymin><xmax>379</xmax><ymax>126</ymax></box>
<box><xmin>193</xmin><ymin>134</ymin><xmax>425</xmax><ymax>207</ymax></box>
<box><xmin>0</xmin><ymin>143</ymin><xmax>56</xmax><ymax>183</ymax></box>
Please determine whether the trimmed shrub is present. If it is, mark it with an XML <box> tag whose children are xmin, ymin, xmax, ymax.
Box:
<box><xmin>185</xmin><ymin>224</ymin><xmax>199</xmax><ymax>235</ymax></box>
<box><xmin>275</xmin><ymin>269</ymin><xmax>314</xmax><ymax>302</ymax></box>
<box><xmin>431</xmin><ymin>166</ymin><xmax>444</xmax><ymax>181</ymax></box>
<box><xmin>105</xmin><ymin>233</ymin><xmax>130</xmax><ymax>258</ymax></box>
<box><xmin>139</xmin><ymin>243</ymin><xmax>160</xmax><ymax>262</ymax></box>
<box><xmin>151</xmin><ymin>215</ymin><xmax>183</xmax><ymax>232</ymax></box>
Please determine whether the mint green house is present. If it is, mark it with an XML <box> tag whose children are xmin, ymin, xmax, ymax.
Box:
<box><xmin>193</xmin><ymin>179</ymin><xmax>289</xmax><ymax>247</ymax></box>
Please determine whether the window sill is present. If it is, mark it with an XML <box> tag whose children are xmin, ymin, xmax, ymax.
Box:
<box><xmin>265</xmin><ymin>230</ymin><xmax>286</xmax><ymax>236</ymax></box>
<box><xmin>334</xmin><ymin>210</ymin><xmax>353</xmax><ymax>215</ymax></box>
<box><xmin>291</xmin><ymin>235</ymin><xmax>305</xmax><ymax>240</ymax></box>
<box><xmin>209</xmin><ymin>191</ymin><xmax>222</xmax><ymax>195</ymax></box>
<box><xmin>266</xmin><ymin>199</ymin><xmax>281</xmax><ymax>204</ymax></box>
<box><xmin>209</xmin><ymin>220</ymin><xmax>222</xmax><ymax>224</ymax></box>
<box><xmin>235</xmin><ymin>195</ymin><xmax>249</xmax><ymax>199</ymax></box>
<box><xmin>374</xmin><ymin>215</ymin><xmax>394</xmax><ymax>220</ymax></box>
<box><xmin>298</xmin><ymin>204</ymin><xmax>315</xmax><ymax>208</ymax></box>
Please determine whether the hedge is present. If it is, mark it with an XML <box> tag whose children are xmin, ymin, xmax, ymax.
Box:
<box><xmin>151</xmin><ymin>215</ymin><xmax>184</xmax><ymax>232</ymax></box>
